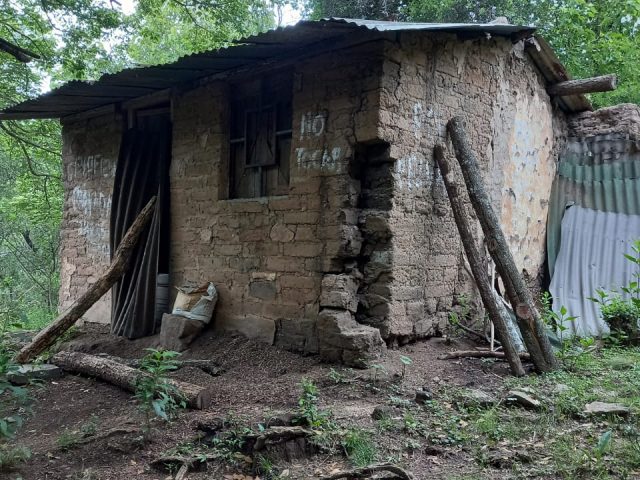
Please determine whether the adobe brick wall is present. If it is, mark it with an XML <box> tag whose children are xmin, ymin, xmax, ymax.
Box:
<box><xmin>59</xmin><ymin>113</ymin><xmax>122</xmax><ymax>323</ymax></box>
<box><xmin>372</xmin><ymin>32</ymin><xmax>567</xmax><ymax>343</ymax></box>
<box><xmin>169</xmin><ymin>42</ymin><xmax>387</xmax><ymax>362</ymax></box>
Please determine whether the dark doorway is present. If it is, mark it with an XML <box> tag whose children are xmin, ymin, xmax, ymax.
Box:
<box><xmin>110</xmin><ymin>107</ymin><xmax>172</xmax><ymax>338</ymax></box>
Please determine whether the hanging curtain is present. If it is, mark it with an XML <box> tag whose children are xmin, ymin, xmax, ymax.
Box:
<box><xmin>110</xmin><ymin>119</ymin><xmax>171</xmax><ymax>338</ymax></box>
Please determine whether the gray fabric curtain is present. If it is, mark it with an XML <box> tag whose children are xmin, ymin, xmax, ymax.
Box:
<box><xmin>110</xmin><ymin>120</ymin><xmax>171</xmax><ymax>338</ymax></box>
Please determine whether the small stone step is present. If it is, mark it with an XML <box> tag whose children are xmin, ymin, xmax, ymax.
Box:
<box><xmin>505</xmin><ymin>390</ymin><xmax>542</xmax><ymax>410</ymax></box>
<box><xmin>7</xmin><ymin>363</ymin><xmax>63</xmax><ymax>385</ymax></box>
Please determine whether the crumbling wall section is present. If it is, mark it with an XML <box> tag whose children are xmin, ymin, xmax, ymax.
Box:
<box><xmin>568</xmin><ymin>103</ymin><xmax>640</xmax><ymax>138</ymax></box>
<box><xmin>377</xmin><ymin>33</ymin><xmax>566</xmax><ymax>342</ymax></box>
<box><xmin>59</xmin><ymin>113</ymin><xmax>122</xmax><ymax>323</ymax></box>
<box><xmin>170</xmin><ymin>42</ymin><xmax>387</xmax><ymax>364</ymax></box>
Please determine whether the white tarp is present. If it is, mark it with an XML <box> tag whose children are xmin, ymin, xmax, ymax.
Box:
<box><xmin>549</xmin><ymin>205</ymin><xmax>640</xmax><ymax>337</ymax></box>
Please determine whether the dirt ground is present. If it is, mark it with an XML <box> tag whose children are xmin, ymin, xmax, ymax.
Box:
<box><xmin>8</xmin><ymin>325</ymin><xmax>521</xmax><ymax>480</ymax></box>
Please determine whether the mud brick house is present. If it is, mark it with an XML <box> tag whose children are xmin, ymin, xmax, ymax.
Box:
<box><xmin>0</xmin><ymin>19</ymin><xmax>596</xmax><ymax>365</ymax></box>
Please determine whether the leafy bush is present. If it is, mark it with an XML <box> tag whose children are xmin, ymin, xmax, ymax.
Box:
<box><xmin>0</xmin><ymin>343</ymin><xmax>30</xmax><ymax>439</ymax></box>
<box><xmin>134</xmin><ymin>349</ymin><xmax>186</xmax><ymax>437</ymax></box>
<box><xmin>600</xmin><ymin>295</ymin><xmax>640</xmax><ymax>338</ymax></box>
<box><xmin>590</xmin><ymin>240</ymin><xmax>640</xmax><ymax>345</ymax></box>
<box><xmin>297</xmin><ymin>378</ymin><xmax>331</xmax><ymax>429</ymax></box>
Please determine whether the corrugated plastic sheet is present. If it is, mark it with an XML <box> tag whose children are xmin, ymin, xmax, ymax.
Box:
<box><xmin>0</xmin><ymin>18</ymin><xmax>589</xmax><ymax>120</ymax></box>
<box><xmin>547</xmin><ymin>134</ymin><xmax>640</xmax><ymax>277</ymax></box>
<box><xmin>549</xmin><ymin>206</ymin><xmax>640</xmax><ymax>337</ymax></box>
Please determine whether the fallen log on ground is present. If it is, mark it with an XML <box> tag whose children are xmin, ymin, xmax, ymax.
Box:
<box><xmin>98</xmin><ymin>354</ymin><xmax>224</xmax><ymax>377</ymax></box>
<box><xmin>51</xmin><ymin>351</ymin><xmax>212</xmax><ymax>409</ymax></box>
<box><xmin>447</xmin><ymin>117</ymin><xmax>558</xmax><ymax>373</ymax></box>
<box><xmin>434</xmin><ymin>145</ymin><xmax>525</xmax><ymax>377</ymax></box>
<box><xmin>15</xmin><ymin>197</ymin><xmax>157</xmax><ymax>364</ymax></box>
<box><xmin>320</xmin><ymin>463</ymin><xmax>414</xmax><ymax>480</ymax></box>
<box><xmin>439</xmin><ymin>350</ymin><xmax>531</xmax><ymax>361</ymax></box>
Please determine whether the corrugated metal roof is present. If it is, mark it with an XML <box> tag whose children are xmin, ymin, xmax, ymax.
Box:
<box><xmin>547</xmin><ymin>134</ymin><xmax>640</xmax><ymax>277</ymax></box>
<box><xmin>0</xmin><ymin>18</ymin><xmax>588</xmax><ymax>120</ymax></box>
<box><xmin>549</xmin><ymin>206</ymin><xmax>640</xmax><ymax>337</ymax></box>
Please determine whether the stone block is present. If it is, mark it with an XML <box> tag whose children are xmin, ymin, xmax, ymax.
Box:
<box><xmin>317</xmin><ymin>308</ymin><xmax>385</xmax><ymax>367</ymax></box>
<box><xmin>270</xmin><ymin>224</ymin><xmax>295</xmax><ymax>242</ymax></box>
<box><xmin>8</xmin><ymin>364</ymin><xmax>63</xmax><ymax>386</ymax></box>
<box><xmin>249</xmin><ymin>279</ymin><xmax>277</xmax><ymax>300</ymax></box>
<box><xmin>320</xmin><ymin>274</ymin><xmax>359</xmax><ymax>312</ymax></box>
<box><xmin>275</xmin><ymin>317</ymin><xmax>318</xmax><ymax>354</ymax></box>
<box><xmin>220</xmin><ymin>315</ymin><xmax>276</xmax><ymax>344</ymax></box>
<box><xmin>159</xmin><ymin>313</ymin><xmax>206</xmax><ymax>352</ymax></box>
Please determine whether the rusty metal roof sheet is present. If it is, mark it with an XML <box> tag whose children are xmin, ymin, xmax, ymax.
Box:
<box><xmin>547</xmin><ymin>134</ymin><xmax>640</xmax><ymax>278</ymax></box>
<box><xmin>0</xmin><ymin>18</ymin><xmax>588</xmax><ymax>120</ymax></box>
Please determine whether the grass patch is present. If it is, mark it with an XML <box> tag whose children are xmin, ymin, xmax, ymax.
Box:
<box><xmin>0</xmin><ymin>444</ymin><xmax>31</xmax><ymax>471</ymax></box>
<box><xmin>342</xmin><ymin>428</ymin><xmax>377</xmax><ymax>467</ymax></box>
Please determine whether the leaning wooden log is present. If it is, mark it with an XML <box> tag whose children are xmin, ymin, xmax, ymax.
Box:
<box><xmin>434</xmin><ymin>145</ymin><xmax>525</xmax><ymax>376</ymax></box>
<box><xmin>439</xmin><ymin>350</ymin><xmax>531</xmax><ymax>361</ymax></box>
<box><xmin>446</xmin><ymin>117</ymin><xmax>558</xmax><ymax>372</ymax></box>
<box><xmin>51</xmin><ymin>351</ymin><xmax>212</xmax><ymax>409</ymax></box>
<box><xmin>547</xmin><ymin>74</ymin><xmax>617</xmax><ymax>97</ymax></box>
<box><xmin>15</xmin><ymin>196</ymin><xmax>157</xmax><ymax>364</ymax></box>
<box><xmin>320</xmin><ymin>463</ymin><xmax>414</xmax><ymax>480</ymax></box>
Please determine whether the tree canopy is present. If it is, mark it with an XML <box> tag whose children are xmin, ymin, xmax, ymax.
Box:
<box><xmin>306</xmin><ymin>0</ymin><xmax>640</xmax><ymax>108</ymax></box>
<box><xmin>0</xmin><ymin>0</ymin><xmax>279</xmax><ymax>331</ymax></box>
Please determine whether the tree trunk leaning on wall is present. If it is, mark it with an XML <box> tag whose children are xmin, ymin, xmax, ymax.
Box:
<box><xmin>15</xmin><ymin>196</ymin><xmax>158</xmax><ymax>364</ymax></box>
<box><xmin>446</xmin><ymin>117</ymin><xmax>558</xmax><ymax>372</ymax></box>
<box><xmin>434</xmin><ymin>145</ymin><xmax>525</xmax><ymax>376</ymax></box>
<box><xmin>51</xmin><ymin>351</ymin><xmax>211</xmax><ymax>409</ymax></box>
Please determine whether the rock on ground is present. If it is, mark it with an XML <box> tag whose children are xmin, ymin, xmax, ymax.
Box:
<box><xmin>584</xmin><ymin>401</ymin><xmax>631</xmax><ymax>417</ymax></box>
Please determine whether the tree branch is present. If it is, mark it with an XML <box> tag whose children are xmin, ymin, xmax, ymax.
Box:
<box><xmin>0</xmin><ymin>37</ymin><xmax>40</xmax><ymax>62</ymax></box>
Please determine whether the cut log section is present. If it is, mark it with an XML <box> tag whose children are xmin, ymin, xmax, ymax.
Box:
<box><xmin>51</xmin><ymin>351</ymin><xmax>212</xmax><ymax>409</ymax></box>
<box><xmin>446</xmin><ymin>117</ymin><xmax>558</xmax><ymax>372</ymax></box>
<box><xmin>434</xmin><ymin>145</ymin><xmax>525</xmax><ymax>377</ymax></box>
<box><xmin>548</xmin><ymin>74</ymin><xmax>617</xmax><ymax>96</ymax></box>
<box><xmin>15</xmin><ymin>197</ymin><xmax>157</xmax><ymax>364</ymax></box>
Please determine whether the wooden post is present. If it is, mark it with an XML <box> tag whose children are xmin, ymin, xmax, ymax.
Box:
<box><xmin>547</xmin><ymin>74</ymin><xmax>617</xmax><ymax>96</ymax></box>
<box><xmin>446</xmin><ymin>117</ymin><xmax>558</xmax><ymax>372</ymax></box>
<box><xmin>15</xmin><ymin>196</ymin><xmax>157</xmax><ymax>364</ymax></box>
<box><xmin>434</xmin><ymin>146</ymin><xmax>525</xmax><ymax>376</ymax></box>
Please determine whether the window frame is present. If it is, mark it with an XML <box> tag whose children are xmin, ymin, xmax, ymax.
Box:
<box><xmin>228</xmin><ymin>71</ymin><xmax>293</xmax><ymax>199</ymax></box>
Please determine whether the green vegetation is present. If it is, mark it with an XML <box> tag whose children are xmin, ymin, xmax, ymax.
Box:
<box><xmin>56</xmin><ymin>415</ymin><xmax>99</xmax><ymax>450</ymax></box>
<box><xmin>591</xmin><ymin>240</ymin><xmax>640</xmax><ymax>345</ymax></box>
<box><xmin>342</xmin><ymin>428</ymin><xmax>377</xmax><ymax>467</ymax></box>
<box><xmin>0</xmin><ymin>332</ymin><xmax>32</xmax><ymax>470</ymax></box>
<box><xmin>0</xmin><ymin>0</ymin><xmax>282</xmax><ymax>336</ymax></box>
<box><xmin>134</xmin><ymin>348</ymin><xmax>186</xmax><ymax>437</ymax></box>
<box><xmin>365</xmin><ymin>347</ymin><xmax>640</xmax><ymax>478</ymax></box>
<box><xmin>305</xmin><ymin>0</ymin><xmax>640</xmax><ymax>108</ymax></box>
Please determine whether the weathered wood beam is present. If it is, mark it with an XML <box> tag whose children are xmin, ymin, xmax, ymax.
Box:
<box><xmin>434</xmin><ymin>145</ymin><xmax>525</xmax><ymax>377</ymax></box>
<box><xmin>15</xmin><ymin>196</ymin><xmax>157</xmax><ymax>363</ymax></box>
<box><xmin>548</xmin><ymin>74</ymin><xmax>617</xmax><ymax>97</ymax></box>
<box><xmin>446</xmin><ymin>117</ymin><xmax>558</xmax><ymax>373</ymax></box>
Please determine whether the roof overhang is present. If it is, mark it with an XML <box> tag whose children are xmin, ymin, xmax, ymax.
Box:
<box><xmin>0</xmin><ymin>18</ymin><xmax>589</xmax><ymax>121</ymax></box>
